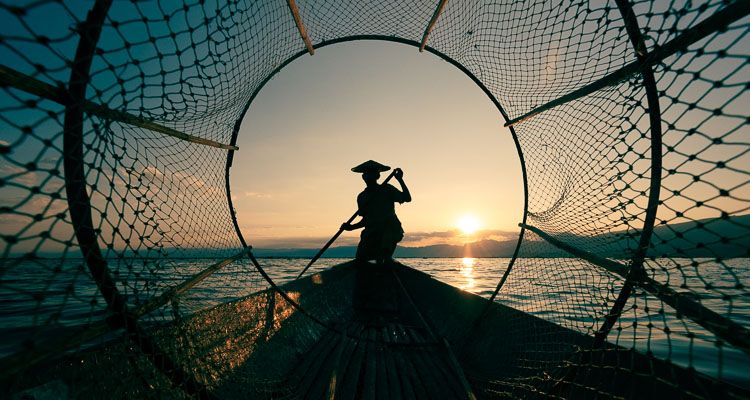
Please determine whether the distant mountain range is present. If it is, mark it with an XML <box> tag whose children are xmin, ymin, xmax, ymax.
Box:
<box><xmin>252</xmin><ymin>239</ymin><xmax>534</xmax><ymax>258</ymax></box>
<box><xmin>253</xmin><ymin>214</ymin><xmax>750</xmax><ymax>259</ymax></box>
<box><xmin>12</xmin><ymin>214</ymin><xmax>749</xmax><ymax>259</ymax></box>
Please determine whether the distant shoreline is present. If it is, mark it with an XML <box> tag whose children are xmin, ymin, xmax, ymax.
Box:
<box><xmin>5</xmin><ymin>212</ymin><xmax>749</xmax><ymax>260</ymax></box>
<box><xmin>3</xmin><ymin>255</ymin><xmax>749</xmax><ymax>260</ymax></box>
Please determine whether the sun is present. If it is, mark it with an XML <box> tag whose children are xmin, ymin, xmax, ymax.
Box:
<box><xmin>457</xmin><ymin>215</ymin><xmax>480</xmax><ymax>235</ymax></box>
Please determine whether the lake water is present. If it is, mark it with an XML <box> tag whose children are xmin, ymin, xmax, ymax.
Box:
<box><xmin>1</xmin><ymin>256</ymin><xmax>748</xmax><ymax>389</ymax></box>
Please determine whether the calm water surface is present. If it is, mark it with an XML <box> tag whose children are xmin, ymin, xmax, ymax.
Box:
<box><xmin>1</xmin><ymin>256</ymin><xmax>748</xmax><ymax>388</ymax></box>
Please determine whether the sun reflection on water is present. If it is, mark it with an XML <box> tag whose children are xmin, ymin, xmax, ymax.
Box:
<box><xmin>459</xmin><ymin>257</ymin><xmax>476</xmax><ymax>292</ymax></box>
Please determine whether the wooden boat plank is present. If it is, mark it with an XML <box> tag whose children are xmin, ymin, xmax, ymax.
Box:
<box><xmin>324</xmin><ymin>331</ymin><xmax>351</xmax><ymax>400</ymax></box>
<box><xmin>407</xmin><ymin>347</ymin><xmax>449</xmax><ymax>399</ymax></box>
<box><xmin>381</xmin><ymin>326</ymin><xmax>391</xmax><ymax>344</ymax></box>
<box><xmin>406</xmin><ymin>327</ymin><xmax>427</xmax><ymax>344</ymax></box>
<box><xmin>304</xmin><ymin>337</ymin><xmax>344</xmax><ymax>400</ymax></box>
<box><xmin>339</xmin><ymin>328</ymin><xmax>368</xmax><ymax>400</ymax></box>
<box><xmin>332</xmin><ymin>326</ymin><xmax>360</xmax><ymax>396</ymax></box>
<box><xmin>296</xmin><ymin>330</ymin><xmax>341</xmax><ymax>398</ymax></box>
<box><xmin>290</xmin><ymin>329</ymin><xmax>335</xmax><ymax>385</ymax></box>
<box><xmin>392</xmin><ymin>347</ymin><xmax>429</xmax><ymax>398</ymax></box>
<box><xmin>387</xmin><ymin>323</ymin><xmax>399</xmax><ymax>343</ymax></box>
<box><xmin>298</xmin><ymin>337</ymin><xmax>340</xmax><ymax>398</ymax></box>
<box><xmin>362</xmin><ymin>328</ymin><xmax>378</xmax><ymax>400</ymax></box>
<box><xmin>375</xmin><ymin>340</ymin><xmax>389</xmax><ymax>400</ymax></box>
<box><xmin>383</xmin><ymin>343</ymin><xmax>406</xmax><ymax>400</ymax></box>
<box><xmin>397</xmin><ymin>325</ymin><xmax>412</xmax><ymax>345</ymax></box>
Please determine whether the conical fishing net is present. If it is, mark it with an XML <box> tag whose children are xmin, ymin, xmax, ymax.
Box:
<box><xmin>1</xmin><ymin>0</ymin><xmax>748</xmax><ymax>398</ymax></box>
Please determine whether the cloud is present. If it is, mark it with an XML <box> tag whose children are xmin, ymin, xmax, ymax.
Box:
<box><xmin>0</xmin><ymin>165</ymin><xmax>65</xmax><ymax>200</ymax></box>
<box><xmin>401</xmin><ymin>229</ymin><xmax>518</xmax><ymax>247</ymax></box>
<box><xmin>244</xmin><ymin>228</ymin><xmax>523</xmax><ymax>249</ymax></box>
<box><xmin>403</xmin><ymin>229</ymin><xmax>461</xmax><ymax>241</ymax></box>
<box><xmin>0</xmin><ymin>163</ymin><xmax>28</xmax><ymax>176</ymax></box>
<box><xmin>246</xmin><ymin>235</ymin><xmax>359</xmax><ymax>248</ymax></box>
<box><xmin>244</xmin><ymin>191</ymin><xmax>272</xmax><ymax>198</ymax></box>
<box><xmin>477</xmin><ymin>229</ymin><xmax>518</xmax><ymax>241</ymax></box>
<box><xmin>38</xmin><ymin>157</ymin><xmax>61</xmax><ymax>170</ymax></box>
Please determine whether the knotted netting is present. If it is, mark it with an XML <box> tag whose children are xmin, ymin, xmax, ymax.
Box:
<box><xmin>1</xmin><ymin>0</ymin><xmax>749</xmax><ymax>398</ymax></box>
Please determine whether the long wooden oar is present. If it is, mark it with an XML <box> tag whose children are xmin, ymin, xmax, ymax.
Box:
<box><xmin>296</xmin><ymin>169</ymin><xmax>398</xmax><ymax>279</ymax></box>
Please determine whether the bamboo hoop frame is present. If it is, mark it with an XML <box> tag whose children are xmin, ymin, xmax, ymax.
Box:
<box><xmin>420</xmin><ymin>0</ymin><xmax>450</xmax><ymax>52</ymax></box>
<box><xmin>60</xmin><ymin>1</ymin><xmax>215</xmax><ymax>397</ymax></box>
<box><xmin>286</xmin><ymin>0</ymin><xmax>315</xmax><ymax>55</ymax></box>
<box><xmin>590</xmin><ymin>0</ymin><xmax>665</xmax><ymax>349</ymax></box>
<box><xmin>223</xmin><ymin>35</ymin><xmax>530</xmax><ymax>332</ymax></box>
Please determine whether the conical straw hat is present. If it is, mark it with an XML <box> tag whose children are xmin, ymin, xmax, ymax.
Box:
<box><xmin>351</xmin><ymin>160</ymin><xmax>391</xmax><ymax>173</ymax></box>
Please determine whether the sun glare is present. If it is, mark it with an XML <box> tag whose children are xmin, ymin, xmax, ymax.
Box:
<box><xmin>457</xmin><ymin>215</ymin><xmax>480</xmax><ymax>235</ymax></box>
<box><xmin>459</xmin><ymin>257</ymin><xmax>476</xmax><ymax>291</ymax></box>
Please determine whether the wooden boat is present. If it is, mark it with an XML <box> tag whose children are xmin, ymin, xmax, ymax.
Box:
<box><xmin>6</xmin><ymin>260</ymin><xmax>748</xmax><ymax>399</ymax></box>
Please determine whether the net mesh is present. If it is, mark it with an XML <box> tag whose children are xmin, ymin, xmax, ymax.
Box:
<box><xmin>0</xmin><ymin>0</ymin><xmax>748</xmax><ymax>398</ymax></box>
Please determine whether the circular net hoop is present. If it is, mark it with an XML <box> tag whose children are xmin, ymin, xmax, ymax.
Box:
<box><xmin>1</xmin><ymin>0</ymin><xmax>749</xmax><ymax>398</ymax></box>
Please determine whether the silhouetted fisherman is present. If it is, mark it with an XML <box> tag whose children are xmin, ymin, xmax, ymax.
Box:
<box><xmin>341</xmin><ymin>160</ymin><xmax>411</xmax><ymax>265</ymax></box>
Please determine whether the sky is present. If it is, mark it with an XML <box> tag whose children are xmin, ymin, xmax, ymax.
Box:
<box><xmin>1</xmin><ymin>0</ymin><xmax>745</xmax><ymax>256</ymax></box>
<box><xmin>0</xmin><ymin>3</ymin><xmax>528</xmax><ymax>256</ymax></box>
<box><xmin>230</xmin><ymin>41</ymin><xmax>525</xmax><ymax>248</ymax></box>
